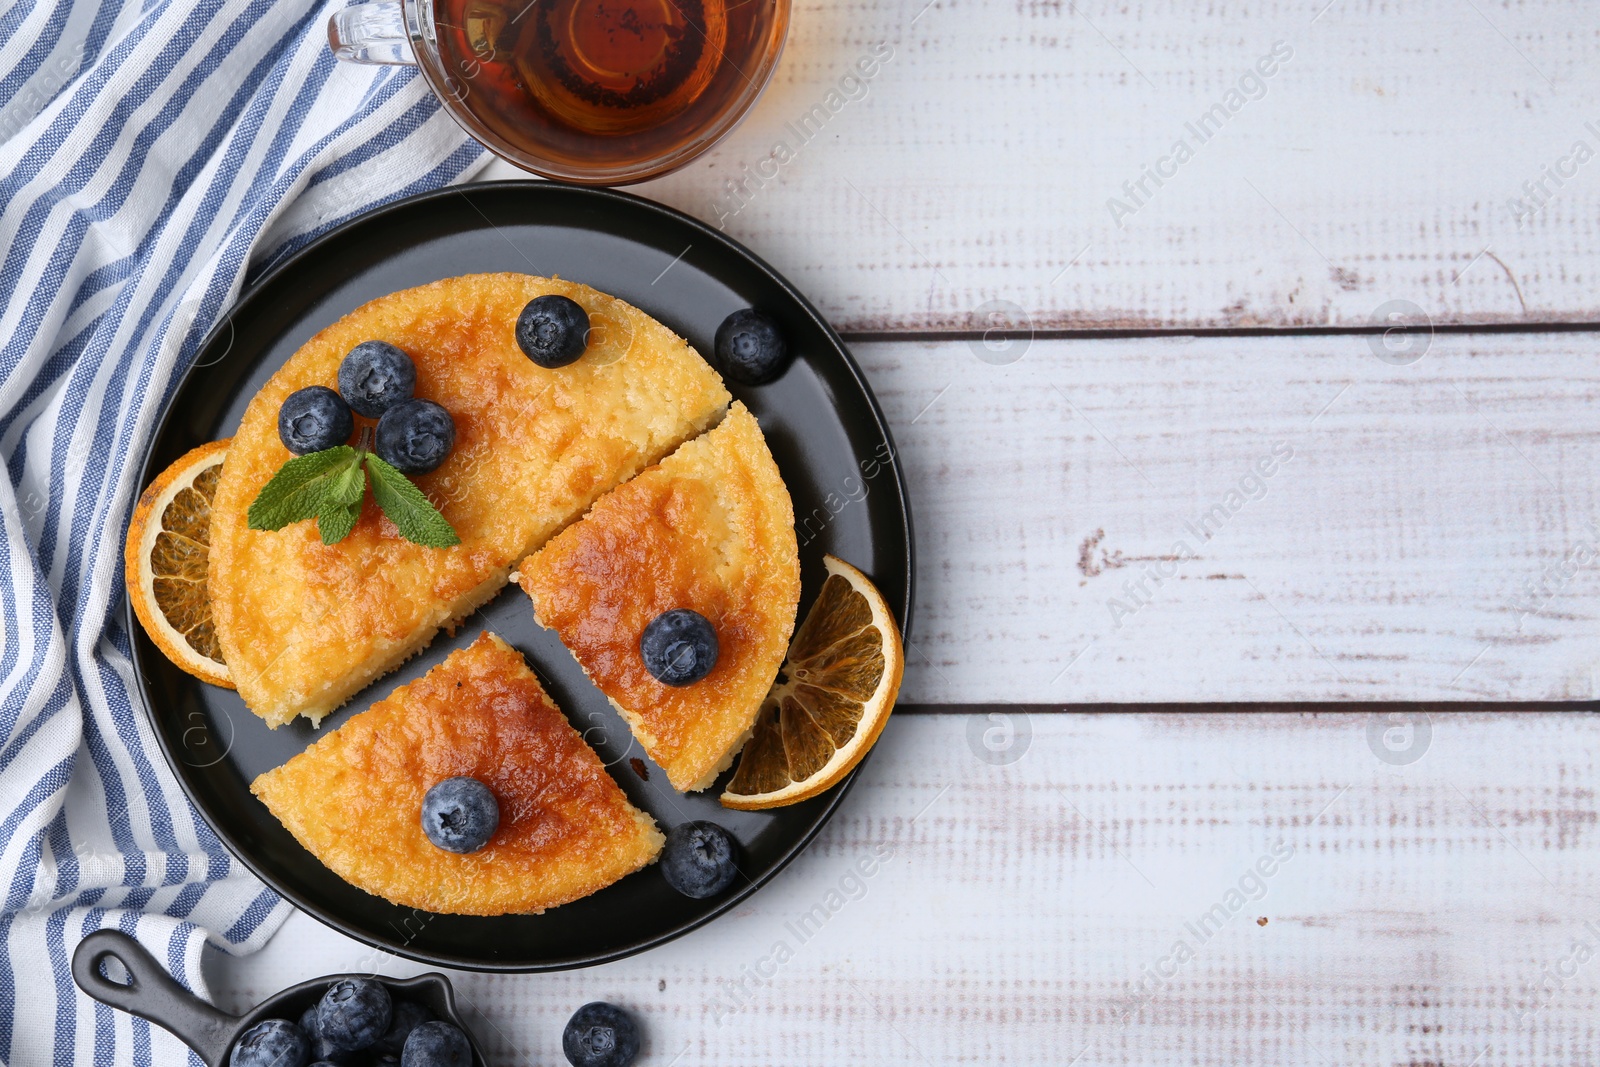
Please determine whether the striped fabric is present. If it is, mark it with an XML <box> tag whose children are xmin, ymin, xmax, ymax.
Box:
<box><xmin>0</xmin><ymin>0</ymin><xmax>485</xmax><ymax>1060</ymax></box>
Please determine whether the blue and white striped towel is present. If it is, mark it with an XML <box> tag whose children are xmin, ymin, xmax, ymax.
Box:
<box><xmin>0</xmin><ymin>0</ymin><xmax>486</xmax><ymax>1060</ymax></box>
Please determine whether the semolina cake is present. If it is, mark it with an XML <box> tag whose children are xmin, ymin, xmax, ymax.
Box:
<box><xmin>251</xmin><ymin>632</ymin><xmax>663</xmax><ymax>915</ymax></box>
<box><xmin>208</xmin><ymin>273</ymin><xmax>730</xmax><ymax>726</ymax></box>
<box><xmin>517</xmin><ymin>402</ymin><xmax>800</xmax><ymax>792</ymax></box>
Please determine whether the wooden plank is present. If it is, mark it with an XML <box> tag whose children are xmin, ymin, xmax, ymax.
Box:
<box><xmin>207</xmin><ymin>711</ymin><xmax>1600</xmax><ymax>1065</ymax></box>
<box><xmin>482</xmin><ymin>0</ymin><xmax>1600</xmax><ymax>331</ymax></box>
<box><xmin>857</xmin><ymin>331</ymin><xmax>1600</xmax><ymax>704</ymax></box>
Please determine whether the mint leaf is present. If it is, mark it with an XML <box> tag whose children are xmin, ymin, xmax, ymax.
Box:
<box><xmin>326</xmin><ymin>460</ymin><xmax>366</xmax><ymax>507</ymax></box>
<box><xmin>314</xmin><ymin>462</ymin><xmax>367</xmax><ymax>544</ymax></box>
<box><xmin>365</xmin><ymin>453</ymin><xmax>460</xmax><ymax>548</ymax></box>
<box><xmin>247</xmin><ymin>447</ymin><xmax>359</xmax><ymax>531</ymax></box>
<box><xmin>317</xmin><ymin>499</ymin><xmax>362</xmax><ymax>544</ymax></box>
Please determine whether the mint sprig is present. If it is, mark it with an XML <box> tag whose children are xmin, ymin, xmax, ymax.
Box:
<box><xmin>247</xmin><ymin>434</ymin><xmax>459</xmax><ymax>549</ymax></box>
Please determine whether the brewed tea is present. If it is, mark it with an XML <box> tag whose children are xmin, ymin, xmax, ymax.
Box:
<box><xmin>435</xmin><ymin>0</ymin><xmax>783</xmax><ymax>173</ymax></box>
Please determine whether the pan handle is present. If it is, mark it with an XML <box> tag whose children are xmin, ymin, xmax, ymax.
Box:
<box><xmin>72</xmin><ymin>929</ymin><xmax>239</xmax><ymax>1067</ymax></box>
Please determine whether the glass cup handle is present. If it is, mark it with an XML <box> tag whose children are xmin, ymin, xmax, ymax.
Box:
<box><xmin>328</xmin><ymin>1</ymin><xmax>418</xmax><ymax>66</ymax></box>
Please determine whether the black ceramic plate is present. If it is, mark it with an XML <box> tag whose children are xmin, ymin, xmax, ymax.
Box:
<box><xmin>131</xmin><ymin>182</ymin><xmax>913</xmax><ymax>972</ymax></box>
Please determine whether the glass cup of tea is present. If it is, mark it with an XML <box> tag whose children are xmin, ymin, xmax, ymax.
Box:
<box><xmin>329</xmin><ymin>0</ymin><xmax>790</xmax><ymax>184</ymax></box>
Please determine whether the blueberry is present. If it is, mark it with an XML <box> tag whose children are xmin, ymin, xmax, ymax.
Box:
<box><xmin>639</xmin><ymin>609</ymin><xmax>718</xmax><ymax>686</ymax></box>
<box><xmin>660</xmin><ymin>821</ymin><xmax>739</xmax><ymax>899</ymax></box>
<box><xmin>421</xmin><ymin>777</ymin><xmax>499</xmax><ymax>853</ymax></box>
<box><xmin>370</xmin><ymin>1058</ymin><xmax>401</xmax><ymax>1067</ymax></box>
<box><xmin>231</xmin><ymin>1018</ymin><xmax>310</xmax><ymax>1067</ymax></box>
<box><xmin>402</xmin><ymin>1020</ymin><xmax>472</xmax><ymax>1067</ymax></box>
<box><xmin>339</xmin><ymin>341</ymin><xmax>416</xmax><ymax>418</ymax></box>
<box><xmin>317</xmin><ymin>978</ymin><xmax>392</xmax><ymax>1053</ymax></box>
<box><xmin>298</xmin><ymin>1004</ymin><xmax>352</xmax><ymax>1065</ymax></box>
<box><xmin>561</xmin><ymin>1002</ymin><xmax>639</xmax><ymax>1067</ymax></box>
<box><xmin>375</xmin><ymin>1000</ymin><xmax>434</xmax><ymax>1055</ymax></box>
<box><xmin>278</xmin><ymin>386</ymin><xmax>354</xmax><ymax>454</ymax></box>
<box><xmin>516</xmin><ymin>295</ymin><xmax>590</xmax><ymax>368</ymax></box>
<box><xmin>374</xmin><ymin>398</ymin><xmax>455</xmax><ymax>475</ymax></box>
<box><xmin>713</xmin><ymin>308</ymin><xmax>788</xmax><ymax>385</ymax></box>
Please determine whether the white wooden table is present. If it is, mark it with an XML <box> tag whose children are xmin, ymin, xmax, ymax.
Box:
<box><xmin>213</xmin><ymin>2</ymin><xmax>1600</xmax><ymax>1063</ymax></box>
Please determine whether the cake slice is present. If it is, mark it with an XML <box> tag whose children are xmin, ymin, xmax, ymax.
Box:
<box><xmin>251</xmin><ymin>632</ymin><xmax>663</xmax><ymax>915</ymax></box>
<box><xmin>517</xmin><ymin>402</ymin><xmax>800</xmax><ymax>792</ymax></box>
<box><xmin>208</xmin><ymin>273</ymin><xmax>730</xmax><ymax>726</ymax></box>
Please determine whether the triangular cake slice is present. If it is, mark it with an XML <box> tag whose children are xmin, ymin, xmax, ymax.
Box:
<box><xmin>209</xmin><ymin>273</ymin><xmax>730</xmax><ymax>726</ymax></box>
<box><xmin>251</xmin><ymin>632</ymin><xmax>663</xmax><ymax>916</ymax></box>
<box><xmin>517</xmin><ymin>402</ymin><xmax>800</xmax><ymax>792</ymax></box>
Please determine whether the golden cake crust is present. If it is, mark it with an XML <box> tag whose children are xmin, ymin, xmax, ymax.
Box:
<box><xmin>209</xmin><ymin>273</ymin><xmax>730</xmax><ymax>726</ymax></box>
<box><xmin>518</xmin><ymin>403</ymin><xmax>800</xmax><ymax>792</ymax></box>
<box><xmin>250</xmin><ymin>632</ymin><xmax>663</xmax><ymax>915</ymax></box>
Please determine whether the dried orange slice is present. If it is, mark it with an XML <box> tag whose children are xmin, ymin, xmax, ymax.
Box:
<box><xmin>124</xmin><ymin>440</ymin><xmax>232</xmax><ymax>688</ymax></box>
<box><xmin>721</xmin><ymin>555</ymin><xmax>903</xmax><ymax>810</ymax></box>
